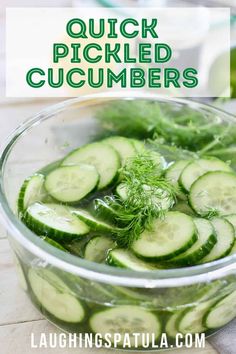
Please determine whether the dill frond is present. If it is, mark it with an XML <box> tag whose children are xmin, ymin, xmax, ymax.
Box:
<box><xmin>109</xmin><ymin>150</ymin><xmax>178</xmax><ymax>247</ymax></box>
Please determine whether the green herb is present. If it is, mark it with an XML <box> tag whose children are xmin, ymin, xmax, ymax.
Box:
<box><xmin>205</xmin><ymin>209</ymin><xmax>219</xmax><ymax>219</ymax></box>
<box><xmin>107</xmin><ymin>151</ymin><xmax>178</xmax><ymax>247</ymax></box>
<box><xmin>96</xmin><ymin>100</ymin><xmax>236</xmax><ymax>166</ymax></box>
<box><xmin>147</xmin><ymin>135</ymin><xmax>197</xmax><ymax>161</ymax></box>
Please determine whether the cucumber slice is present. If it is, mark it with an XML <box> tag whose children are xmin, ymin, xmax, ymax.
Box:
<box><xmin>25</xmin><ymin>203</ymin><xmax>89</xmax><ymax>240</ymax></box>
<box><xmin>40</xmin><ymin>236</ymin><xmax>68</xmax><ymax>252</ymax></box>
<box><xmin>116</xmin><ymin>183</ymin><xmax>128</xmax><ymax>201</ymax></box>
<box><xmin>28</xmin><ymin>268</ymin><xmax>85</xmax><ymax>323</ymax></box>
<box><xmin>106</xmin><ymin>248</ymin><xmax>156</xmax><ymax>271</ymax></box>
<box><xmin>200</xmin><ymin>218</ymin><xmax>235</xmax><ymax>263</ymax></box>
<box><xmin>165</xmin><ymin>160</ymin><xmax>190</xmax><ymax>200</ymax></box>
<box><xmin>189</xmin><ymin>171</ymin><xmax>236</xmax><ymax>216</ymax></box>
<box><xmin>178</xmin><ymin>300</ymin><xmax>213</xmax><ymax>334</ymax></box>
<box><xmin>224</xmin><ymin>214</ymin><xmax>236</xmax><ymax>229</ymax></box>
<box><xmin>18</xmin><ymin>174</ymin><xmax>47</xmax><ymax>213</ymax></box>
<box><xmin>94</xmin><ymin>198</ymin><xmax>121</xmax><ymax>224</ymax></box>
<box><xmin>168</xmin><ymin>218</ymin><xmax>217</xmax><ymax>266</ymax></box>
<box><xmin>132</xmin><ymin>212</ymin><xmax>197</xmax><ymax>261</ymax></box>
<box><xmin>131</xmin><ymin>139</ymin><xmax>145</xmax><ymax>152</ymax></box>
<box><xmin>180</xmin><ymin>157</ymin><xmax>232</xmax><ymax>192</ymax></box>
<box><xmin>103</xmin><ymin>136</ymin><xmax>136</xmax><ymax>165</ymax></box>
<box><xmin>84</xmin><ymin>236</ymin><xmax>116</xmax><ymax>263</ymax></box>
<box><xmin>44</xmin><ymin>164</ymin><xmax>99</xmax><ymax>203</ymax></box>
<box><xmin>72</xmin><ymin>209</ymin><xmax>115</xmax><ymax>232</ymax></box>
<box><xmin>62</xmin><ymin>142</ymin><xmax>120</xmax><ymax>189</ymax></box>
<box><xmin>166</xmin><ymin>311</ymin><xmax>182</xmax><ymax>339</ymax></box>
<box><xmin>224</xmin><ymin>214</ymin><xmax>236</xmax><ymax>254</ymax></box>
<box><xmin>203</xmin><ymin>290</ymin><xmax>236</xmax><ymax>329</ymax></box>
<box><xmin>89</xmin><ymin>305</ymin><xmax>161</xmax><ymax>346</ymax></box>
<box><xmin>230</xmin><ymin>242</ymin><xmax>236</xmax><ymax>254</ymax></box>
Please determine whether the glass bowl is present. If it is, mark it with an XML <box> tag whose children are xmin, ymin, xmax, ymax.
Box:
<box><xmin>0</xmin><ymin>92</ymin><xmax>236</xmax><ymax>351</ymax></box>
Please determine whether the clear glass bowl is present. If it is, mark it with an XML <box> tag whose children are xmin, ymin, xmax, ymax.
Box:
<box><xmin>0</xmin><ymin>92</ymin><xmax>236</xmax><ymax>351</ymax></box>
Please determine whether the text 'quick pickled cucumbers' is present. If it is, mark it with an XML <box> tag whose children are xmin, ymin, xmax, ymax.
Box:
<box><xmin>28</xmin><ymin>268</ymin><xmax>85</xmax><ymax>323</ymax></box>
<box><xmin>89</xmin><ymin>305</ymin><xmax>162</xmax><ymax>346</ymax></box>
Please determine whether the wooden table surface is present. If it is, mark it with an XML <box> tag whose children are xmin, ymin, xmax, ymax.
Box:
<box><xmin>0</xmin><ymin>99</ymin><xmax>223</xmax><ymax>353</ymax></box>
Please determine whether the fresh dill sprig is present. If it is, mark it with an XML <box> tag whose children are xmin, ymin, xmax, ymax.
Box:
<box><xmin>147</xmin><ymin>135</ymin><xmax>198</xmax><ymax>161</ymax></box>
<box><xmin>109</xmin><ymin>151</ymin><xmax>178</xmax><ymax>247</ymax></box>
<box><xmin>95</xmin><ymin>100</ymin><xmax>236</xmax><ymax>160</ymax></box>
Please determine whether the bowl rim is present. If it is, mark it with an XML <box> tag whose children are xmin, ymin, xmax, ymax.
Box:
<box><xmin>0</xmin><ymin>91</ymin><xmax>236</xmax><ymax>288</ymax></box>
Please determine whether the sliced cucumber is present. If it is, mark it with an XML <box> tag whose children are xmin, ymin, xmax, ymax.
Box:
<box><xmin>25</xmin><ymin>203</ymin><xmax>89</xmax><ymax>240</ymax></box>
<box><xmin>40</xmin><ymin>236</ymin><xmax>68</xmax><ymax>252</ymax></box>
<box><xmin>224</xmin><ymin>214</ymin><xmax>236</xmax><ymax>254</ymax></box>
<box><xmin>94</xmin><ymin>198</ymin><xmax>121</xmax><ymax>224</ymax></box>
<box><xmin>72</xmin><ymin>209</ymin><xmax>115</xmax><ymax>232</ymax></box>
<box><xmin>203</xmin><ymin>290</ymin><xmax>236</xmax><ymax>329</ymax></box>
<box><xmin>103</xmin><ymin>136</ymin><xmax>136</xmax><ymax>165</ymax></box>
<box><xmin>224</xmin><ymin>214</ymin><xmax>236</xmax><ymax>229</ymax></box>
<box><xmin>116</xmin><ymin>183</ymin><xmax>128</xmax><ymax>201</ymax></box>
<box><xmin>28</xmin><ymin>268</ymin><xmax>85</xmax><ymax>323</ymax></box>
<box><xmin>18</xmin><ymin>174</ymin><xmax>47</xmax><ymax>214</ymax></box>
<box><xmin>200</xmin><ymin>218</ymin><xmax>235</xmax><ymax>263</ymax></box>
<box><xmin>165</xmin><ymin>160</ymin><xmax>190</xmax><ymax>200</ymax></box>
<box><xmin>84</xmin><ymin>236</ymin><xmax>116</xmax><ymax>263</ymax></box>
<box><xmin>189</xmin><ymin>171</ymin><xmax>236</xmax><ymax>216</ymax></box>
<box><xmin>132</xmin><ymin>212</ymin><xmax>197</xmax><ymax>261</ymax></box>
<box><xmin>180</xmin><ymin>157</ymin><xmax>232</xmax><ymax>192</ymax></box>
<box><xmin>177</xmin><ymin>300</ymin><xmax>213</xmax><ymax>334</ymax></box>
<box><xmin>166</xmin><ymin>311</ymin><xmax>182</xmax><ymax>339</ymax></box>
<box><xmin>106</xmin><ymin>248</ymin><xmax>156</xmax><ymax>271</ymax></box>
<box><xmin>230</xmin><ymin>242</ymin><xmax>236</xmax><ymax>254</ymax></box>
<box><xmin>62</xmin><ymin>142</ymin><xmax>120</xmax><ymax>189</ymax></box>
<box><xmin>131</xmin><ymin>139</ymin><xmax>145</xmax><ymax>153</ymax></box>
<box><xmin>89</xmin><ymin>305</ymin><xmax>161</xmax><ymax>346</ymax></box>
<box><xmin>168</xmin><ymin>218</ymin><xmax>217</xmax><ymax>266</ymax></box>
<box><xmin>149</xmin><ymin>151</ymin><xmax>166</xmax><ymax>169</ymax></box>
<box><xmin>45</xmin><ymin>164</ymin><xmax>99</xmax><ymax>203</ymax></box>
